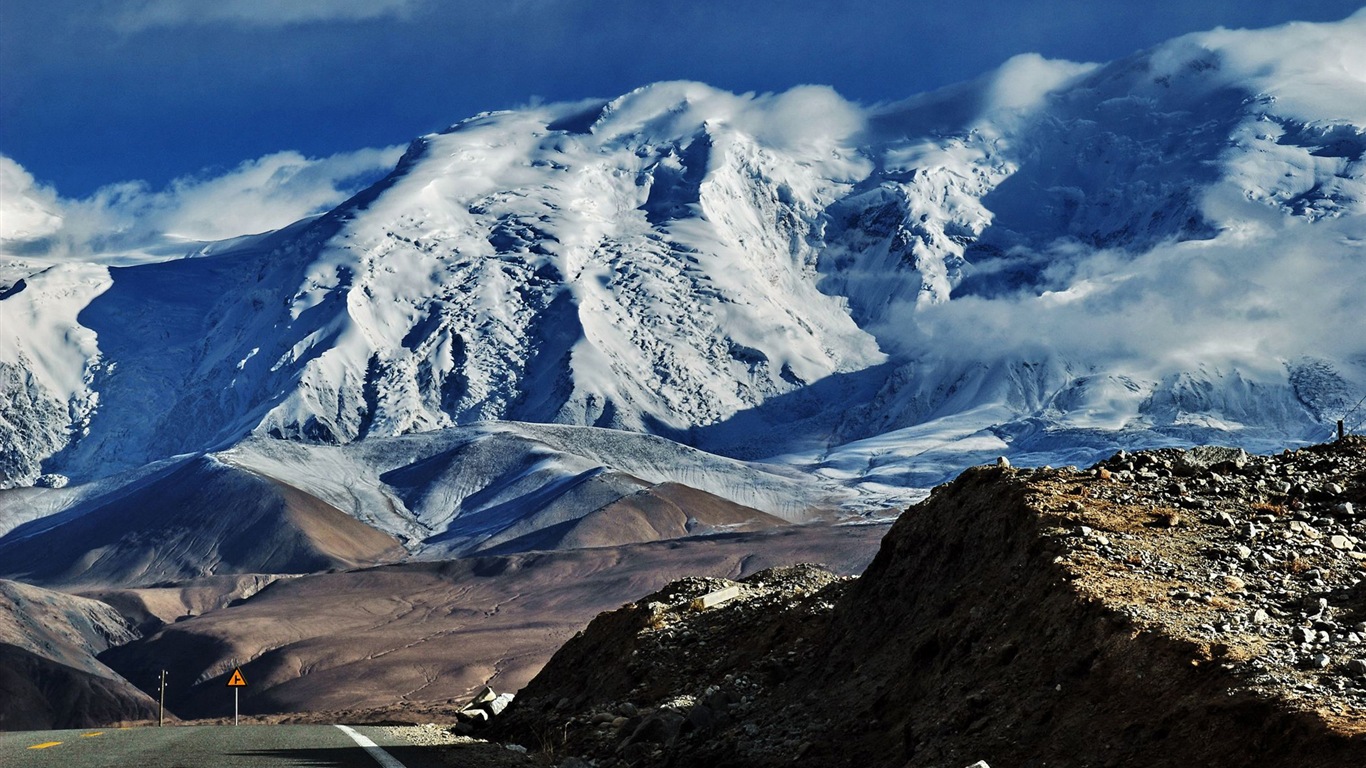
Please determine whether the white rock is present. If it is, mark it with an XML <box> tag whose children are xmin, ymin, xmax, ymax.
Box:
<box><xmin>486</xmin><ymin>692</ymin><xmax>516</xmax><ymax>716</ymax></box>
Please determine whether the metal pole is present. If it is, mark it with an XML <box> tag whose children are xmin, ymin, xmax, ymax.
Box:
<box><xmin>1340</xmin><ymin>420</ymin><xmax>1346</xmax><ymax>440</ymax></box>
<box><xmin>235</xmin><ymin>688</ymin><xmax>239</xmax><ymax>726</ymax></box>
<box><xmin>158</xmin><ymin>670</ymin><xmax>166</xmax><ymax>727</ymax></box>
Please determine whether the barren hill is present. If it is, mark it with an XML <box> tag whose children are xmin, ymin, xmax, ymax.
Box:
<box><xmin>0</xmin><ymin>456</ymin><xmax>405</xmax><ymax>588</ymax></box>
<box><xmin>0</xmin><ymin>580</ymin><xmax>159</xmax><ymax>730</ymax></box>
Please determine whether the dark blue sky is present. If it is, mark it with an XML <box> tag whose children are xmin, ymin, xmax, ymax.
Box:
<box><xmin>2</xmin><ymin>0</ymin><xmax>1361</xmax><ymax>196</ymax></box>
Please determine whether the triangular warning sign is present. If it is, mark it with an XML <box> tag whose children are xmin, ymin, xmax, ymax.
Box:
<box><xmin>226</xmin><ymin>668</ymin><xmax>247</xmax><ymax>687</ymax></box>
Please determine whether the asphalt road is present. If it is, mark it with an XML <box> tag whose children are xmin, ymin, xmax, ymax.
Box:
<box><xmin>0</xmin><ymin>724</ymin><xmax>452</xmax><ymax>768</ymax></box>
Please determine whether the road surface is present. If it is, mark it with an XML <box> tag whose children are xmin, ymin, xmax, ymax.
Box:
<box><xmin>0</xmin><ymin>724</ymin><xmax>452</xmax><ymax>768</ymax></box>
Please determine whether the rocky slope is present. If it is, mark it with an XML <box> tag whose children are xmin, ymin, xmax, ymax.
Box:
<box><xmin>494</xmin><ymin>438</ymin><xmax>1366</xmax><ymax>767</ymax></box>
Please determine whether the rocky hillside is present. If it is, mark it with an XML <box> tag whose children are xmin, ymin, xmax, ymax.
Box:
<box><xmin>493</xmin><ymin>438</ymin><xmax>1366</xmax><ymax>767</ymax></box>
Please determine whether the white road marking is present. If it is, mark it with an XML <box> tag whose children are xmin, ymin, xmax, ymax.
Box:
<box><xmin>333</xmin><ymin>724</ymin><xmax>409</xmax><ymax>768</ymax></box>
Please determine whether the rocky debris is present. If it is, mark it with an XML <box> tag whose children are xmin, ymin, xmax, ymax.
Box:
<box><xmin>493</xmin><ymin>566</ymin><xmax>849</xmax><ymax>766</ymax></box>
<box><xmin>453</xmin><ymin>685</ymin><xmax>519</xmax><ymax>734</ymax></box>
<box><xmin>381</xmin><ymin>724</ymin><xmax>539</xmax><ymax>766</ymax></box>
<box><xmin>1051</xmin><ymin>437</ymin><xmax>1366</xmax><ymax>719</ymax></box>
<box><xmin>493</xmin><ymin>438</ymin><xmax>1366</xmax><ymax>767</ymax></box>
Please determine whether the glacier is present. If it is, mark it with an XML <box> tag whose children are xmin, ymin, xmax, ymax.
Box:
<box><xmin>2</xmin><ymin>12</ymin><xmax>1365</xmax><ymax>515</ymax></box>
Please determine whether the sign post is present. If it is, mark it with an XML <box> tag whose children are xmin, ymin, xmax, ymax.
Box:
<box><xmin>226</xmin><ymin>668</ymin><xmax>247</xmax><ymax>726</ymax></box>
<box><xmin>158</xmin><ymin>670</ymin><xmax>167</xmax><ymax>727</ymax></box>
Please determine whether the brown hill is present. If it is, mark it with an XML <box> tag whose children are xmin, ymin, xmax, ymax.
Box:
<box><xmin>96</xmin><ymin>521</ymin><xmax>886</xmax><ymax>722</ymax></box>
<box><xmin>475</xmin><ymin>481</ymin><xmax>789</xmax><ymax>555</ymax></box>
<box><xmin>0</xmin><ymin>457</ymin><xmax>404</xmax><ymax>588</ymax></box>
<box><xmin>0</xmin><ymin>580</ymin><xmax>159</xmax><ymax>730</ymax></box>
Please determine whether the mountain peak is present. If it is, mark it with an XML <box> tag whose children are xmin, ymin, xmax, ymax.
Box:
<box><xmin>2</xmin><ymin>14</ymin><xmax>1363</xmax><ymax>493</ymax></box>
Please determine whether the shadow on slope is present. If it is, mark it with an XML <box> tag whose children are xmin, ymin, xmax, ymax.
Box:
<box><xmin>0</xmin><ymin>579</ymin><xmax>160</xmax><ymax>730</ymax></box>
<box><xmin>475</xmin><ymin>481</ymin><xmax>788</xmax><ymax>556</ymax></box>
<box><xmin>684</xmin><ymin>363</ymin><xmax>896</xmax><ymax>460</ymax></box>
<box><xmin>0</xmin><ymin>456</ymin><xmax>403</xmax><ymax>588</ymax></box>
<box><xmin>0</xmin><ymin>645</ymin><xmax>159</xmax><ymax>731</ymax></box>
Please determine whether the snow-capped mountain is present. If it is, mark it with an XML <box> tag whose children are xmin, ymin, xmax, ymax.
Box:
<box><xmin>2</xmin><ymin>12</ymin><xmax>1364</xmax><ymax>499</ymax></box>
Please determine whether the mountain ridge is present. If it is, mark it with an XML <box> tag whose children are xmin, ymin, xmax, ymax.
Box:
<box><xmin>2</xmin><ymin>13</ymin><xmax>1364</xmax><ymax>499</ymax></box>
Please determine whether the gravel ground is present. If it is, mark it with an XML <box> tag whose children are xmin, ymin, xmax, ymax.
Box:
<box><xmin>1041</xmin><ymin>437</ymin><xmax>1366</xmax><ymax>725</ymax></box>
<box><xmin>381</xmin><ymin>724</ymin><xmax>541</xmax><ymax>766</ymax></box>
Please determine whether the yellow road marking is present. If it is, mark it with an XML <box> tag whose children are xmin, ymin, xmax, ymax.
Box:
<box><xmin>81</xmin><ymin>732</ymin><xmax>104</xmax><ymax>738</ymax></box>
<box><xmin>27</xmin><ymin>741</ymin><xmax>62</xmax><ymax>749</ymax></box>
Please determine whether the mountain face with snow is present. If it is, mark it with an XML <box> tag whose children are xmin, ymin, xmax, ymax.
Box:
<box><xmin>2</xmin><ymin>14</ymin><xmax>1365</xmax><ymax>501</ymax></box>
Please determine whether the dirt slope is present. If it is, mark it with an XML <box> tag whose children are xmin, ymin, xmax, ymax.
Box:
<box><xmin>495</xmin><ymin>440</ymin><xmax>1366</xmax><ymax>767</ymax></box>
<box><xmin>0</xmin><ymin>456</ymin><xmax>404</xmax><ymax>587</ymax></box>
<box><xmin>97</xmin><ymin>522</ymin><xmax>886</xmax><ymax>722</ymax></box>
<box><xmin>476</xmin><ymin>482</ymin><xmax>789</xmax><ymax>555</ymax></box>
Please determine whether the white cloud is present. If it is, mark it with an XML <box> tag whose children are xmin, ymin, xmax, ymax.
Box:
<box><xmin>110</xmin><ymin>0</ymin><xmax>423</xmax><ymax>30</ymax></box>
<box><xmin>1196</xmin><ymin>9</ymin><xmax>1366</xmax><ymax>125</ymax></box>
<box><xmin>598</xmin><ymin>81</ymin><xmax>868</xmax><ymax>150</ymax></box>
<box><xmin>740</xmin><ymin>85</ymin><xmax>868</xmax><ymax>148</ymax></box>
<box><xmin>888</xmin><ymin>216</ymin><xmax>1366</xmax><ymax>382</ymax></box>
<box><xmin>0</xmin><ymin>146</ymin><xmax>405</xmax><ymax>261</ymax></box>
<box><xmin>980</xmin><ymin>53</ymin><xmax>1097</xmax><ymax>114</ymax></box>
<box><xmin>0</xmin><ymin>157</ymin><xmax>64</xmax><ymax>243</ymax></box>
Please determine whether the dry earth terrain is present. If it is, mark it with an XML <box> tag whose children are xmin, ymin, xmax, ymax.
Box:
<box><xmin>0</xmin><ymin>580</ymin><xmax>159</xmax><ymax>729</ymax></box>
<box><xmin>2</xmin><ymin>521</ymin><xmax>887</xmax><ymax>728</ymax></box>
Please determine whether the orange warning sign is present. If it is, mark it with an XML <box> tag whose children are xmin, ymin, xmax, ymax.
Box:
<box><xmin>226</xmin><ymin>668</ymin><xmax>247</xmax><ymax>687</ymax></box>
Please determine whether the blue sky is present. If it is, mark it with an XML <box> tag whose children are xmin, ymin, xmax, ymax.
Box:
<box><xmin>2</xmin><ymin>0</ymin><xmax>1361</xmax><ymax>198</ymax></box>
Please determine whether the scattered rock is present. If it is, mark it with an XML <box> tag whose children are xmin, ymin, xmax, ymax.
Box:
<box><xmin>690</xmin><ymin>585</ymin><xmax>742</xmax><ymax>610</ymax></box>
<box><xmin>458</xmin><ymin>709</ymin><xmax>491</xmax><ymax>725</ymax></box>
<box><xmin>458</xmin><ymin>684</ymin><xmax>517</xmax><ymax>727</ymax></box>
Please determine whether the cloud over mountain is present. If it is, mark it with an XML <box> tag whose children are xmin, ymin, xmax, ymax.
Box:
<box><xmin>0</xmin><ymin>145</ymin><xmax>403</xmax><ymax>261</ymax></box>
